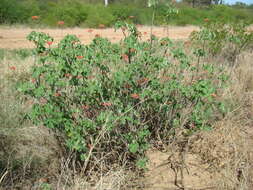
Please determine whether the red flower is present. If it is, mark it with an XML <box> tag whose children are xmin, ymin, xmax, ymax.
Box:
<box><xmin>82</xmin><ymin>105</ymin><xmax>90</xmax><ymax>110</ymax></box>
<box><xmin>47</xmin><ymin>41</ymin><xmax>53</xmax><ymax>46</ymax></box>
<box><xmin>54</xmin><ymin>92</ymin><xmax>61</xmax><ymax>97</ymax></box>
<box><xmin>121</xmin><ymin>54</ymin><xmax>129</xmax><ymax>62</ymax></box>
<box><xmin>143</xmin><ymin>32</ymin><xmax>148</xmax><ymax>35</ymax></box>
<box><xmin>95</xmin><ymin>34</ymin><xmax>100</xmax><ymax>38</ymax></box>
<box><xmin>31</xmin><ymin>78</ymin><xmax>36</xmax><ymax>83</ymax></box>
<box><xmin>88</xmin><ymin>29</ymin><xmax>93</xmax><ymax>33</ymax></box>
<box><xmin>204</xmin><ymin>18</ymin><xmax>209</xmax><ymax>22</ymax></box>
<box><xmin>31</xmin><ymin>16</ymin><xmax>39</xmax><ymax>20</ymax></box>
<box><xmin>129</xmin><ymin>16</ymin><xmax>135</xmax><ymax>19</ymax></box>
<box><xmin>9</xmin><ymin>66</ymin><xmax>16</xmax><ymax>71</ymax></box>
<box><xmin>211</xmin><ymin>93</ymin><xmax>217</xmax><ymax>98</ymax></box>
<box><xmin>101</xmin><ymin>102</ymin><xmax>112</xmax><ymax>107</ymax></box>
<box><xmin>131</xmin><ymin>93</ymin><xmax>140</xmax><ymax>99</ymax></box>
<box><xmin>64</xmin><ymin>73</ymin><xmax>72</xmax><ymax>78</ymax></box>
<box><xmin>76</xmin><ymin>75</ymin><xmax>83</xmax><ymax>79</ymax></box>
<box><xmin>57</xmin><ymin>21</ymin><xmax>64</xmax><ymax>26</ymax></box>
<box><xmin>137</xmin><ymin>78</ymin><xmax>149</xmax><ymax>85</ymax></box>
<box><xmin>76</xmin><ymin>55</ymin><xmax>83</xmax><ymax>59</ymax></box>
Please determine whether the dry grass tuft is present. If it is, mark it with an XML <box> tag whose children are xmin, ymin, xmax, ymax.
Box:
<box><xmin>189</xmin><ymin>51</ymin><xmax>253</xmax><ymax>190</ymax></box>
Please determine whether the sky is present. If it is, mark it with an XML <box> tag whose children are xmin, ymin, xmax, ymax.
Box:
<box><xmin>224</xmin><ymin>0</ymin><xmax>252</xmax><ymax>4</ymax></box>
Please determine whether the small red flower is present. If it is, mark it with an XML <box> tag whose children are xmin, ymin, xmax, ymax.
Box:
<box><xmin>31</xmin><ymin>78</ymin><xmax>36</xmax><ymax>83</ymax></box>
<box><xmin>121</xmin><ymin>54</ymin><xmax>129</xmax><ymax>62</ymax></box>
<box><xmin>76</xmin><ymin>75</ymin><xmax>83</xmax><ymax>79</ymax></box>
<box><xmin>64</xmin><ymin>73</ymin><xmax>72</xmax><ymax>78</ymax></box>
<box><xmin>76</xmin><ymin>55</ymin><xmax>83</xmax><ymax>59</ymax></box>
<box><xmin>143</xmin><ymin>32</ymin><xmax>148</xmax><ymax>35</ymax></box>
<box><xmin>95</xmin><ymin>34</ymin><xmax>100</xmax><ymax>38</ymax></box>
<box><xmin>101</xmin><ymin>102</ymin><xmax>112</xmax><ymax>107</ymax></box>
<box><xmin>9</xmin><ymin>66</ymin><xmax>16</xmax><ymax>71</ymax></box>
<box><xmin>88</xmin><ymin>29</ymin><xmax>93</xmax><ymax>33</ymax></box>
<box><xmin>204</xmin><ymin>18</ymin><xmax>209</xmax><ymax>22</ymax></box>
<box><xmin>211</xmin><ymin>93</ymin><xmax>217</xmax><ymax>98</ymax></box>
<box><xmin>82</xmin><ymin>105</ymin><xmax>90</xmax><ymax>110</ymax></box>
<box><xmin>128</xmin><ymin>15</ymin><xmax>135</xmax><ymax>19</ymax></box>
<box><xmin>31</xmin><ymin>16</ymin><xmax>39</xmax><ymax>20</ymax></box>
<box><xmin>57</xmin><ymin>21</ymin><xmax>64</xmax><ymax>26</ymax></box>
<box><xmin>54</xmin><ymin>92</ymin><xmax>61</xmax><ymax>97</ymax></box>
<box><xmin>47</xmin><ymin>41</ymin><xmax>53</xmax><ymax>46</ymax></box>
<box><xmin>131</xmin><ymin>93</ymin><xmax>140</xmax><ymax>99</ymax></box>
<box><xmin>137</xmin><ymin>78</ymin><xmax>149</xmax><ymax>85</ymax></box>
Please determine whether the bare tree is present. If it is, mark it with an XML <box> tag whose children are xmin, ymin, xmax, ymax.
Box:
<box><xmin>104</xmin><ymin>0</ymin><xmax>108</xmax><ymax>6</ymax></box>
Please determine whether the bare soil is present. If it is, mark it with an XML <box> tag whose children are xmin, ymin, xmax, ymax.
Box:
<box><xmin>0</xmin><ymin>26</ymin><xmax>198</xmax><ymax>49</ymax></box>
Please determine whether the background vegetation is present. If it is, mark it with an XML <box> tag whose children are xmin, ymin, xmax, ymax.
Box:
<box><xmin>0</xmin><ymin>0</ymin><xmax>253</xmax><ymax>27</ymax></box>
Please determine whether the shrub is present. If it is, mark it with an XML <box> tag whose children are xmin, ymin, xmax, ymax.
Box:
<box><xmin>190</xmin><ymin>20</ymin><xmax>253</xmax><ymax>63</ymax></box>
<box><xmin>84</xmin><ymin>5</ymin><xmax>115</xmax><ymax>28</ymax></box>
<box><xmin>42</xmin><ymin>1</ymin><xmax>88</xmax><ymax>27</ymax></box>
<box><xmin>19</xmin><ymin>22</ymin><xmax>227</xmax><ymax>172</ymax></box>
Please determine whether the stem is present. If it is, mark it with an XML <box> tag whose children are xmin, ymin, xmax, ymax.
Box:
<box><xmin>150</xmin><ymin>6</ymin><xmax>156</xmax><ymax>47</ymax></box>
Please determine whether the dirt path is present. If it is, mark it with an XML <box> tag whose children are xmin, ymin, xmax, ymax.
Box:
<box><xmin>0</xmin><ymin>26</ymin><xmax>198</xmax><ymax>49</ymax></box>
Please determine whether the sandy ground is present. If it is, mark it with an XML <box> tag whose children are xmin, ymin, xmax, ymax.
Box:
<box><xmin>0</xmin><ymin>26</ymin><xmax>198</xmax><ymax>49</ymax></box>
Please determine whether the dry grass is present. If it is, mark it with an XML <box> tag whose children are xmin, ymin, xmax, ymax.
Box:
<box><xmin>189</xmin><ymin>51</ymin><xmax>253</xmax><ymax>190</ymax></box>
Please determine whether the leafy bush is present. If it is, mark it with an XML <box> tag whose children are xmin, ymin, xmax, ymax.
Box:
<box><xmin>191</xmin><ymin>20</ymin><xmax>253</xmax><ymax>63</ymax></box>
<box><xmin>84</xmin><ymin>5</ymin><xmax>115</xmax><ymax>27</ymax></box>
<box><xmin>42</xmin><ymin>1</ymin><xmax>88</xmax><ymax>27</ymax></box>
<box><xmin>19</xmin><ymin>22</ymin><xmax>227</xmax><ymax>172</ymax></box>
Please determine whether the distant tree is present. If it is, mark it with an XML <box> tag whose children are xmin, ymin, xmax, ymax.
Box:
<box><xmin>232</xmin><ymin>2</ymin><xmax>248</xmax><ymax>8</ymax></box>
<box><xmin>183</xmin><ymin>0</ymin><xmax>223</xmax><ymax>7</ymax></box>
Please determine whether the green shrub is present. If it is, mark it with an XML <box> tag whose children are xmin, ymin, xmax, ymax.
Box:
<box><xmin>19</xmin><ymin>22</ymin><xmax>228</xmax><ymax>172</ymax></box>
<box><xmin>191</xmin><ymin>20</ymin><xmax>253</xmax><ymax>63</ymax></box>
<box><xmin>42</xmin><ymin>1</ymin><xmax>88</xmax><ymax>27</ymax></box>
<box><xmin>84</xmin><ymin>5</ymin><xmax>115</xmax><ymax>27</ymax></box>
